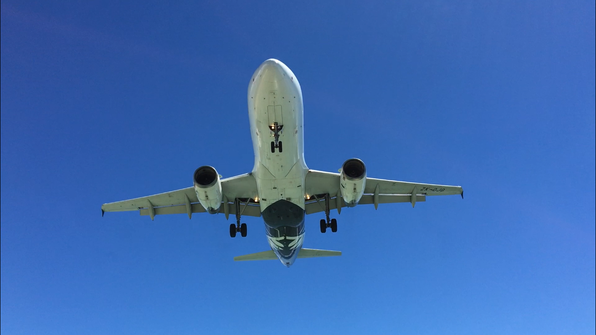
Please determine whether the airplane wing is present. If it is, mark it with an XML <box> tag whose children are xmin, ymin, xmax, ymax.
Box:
<box><xmin>304</xmin><ymin>170</ymin><xmax>463</xmax><ymax>214</ymax></box>
<box><xmin>101</xmin><ymin>173</ymin><xmax>260</xmax><ymax>220</ymax></box>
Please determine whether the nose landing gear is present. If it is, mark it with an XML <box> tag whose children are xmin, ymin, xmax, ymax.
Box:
<box><xmin>269</xmin><ymin>122</ymin><xmax>283</xmax><ymax>153</ymax></box>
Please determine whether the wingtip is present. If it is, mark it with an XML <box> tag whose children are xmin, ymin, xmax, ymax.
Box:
<box><xmin>461</xmin><ymin>190</ymin><xmax>464</xmax><ymax>199</ymax></box>
<box><xmin>102</xmin><ymin>209</ymin><xmax>105</xmax><ymax>217</ymax></box>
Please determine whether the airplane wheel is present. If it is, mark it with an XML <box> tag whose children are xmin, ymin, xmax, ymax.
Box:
<box><xmin>270</xmin><ymin>142</ymin><xmax>275</xmax><ymax>153</ymax></box>
<box><xmin>330</xmin><ymin>218</ymin><xmax>338</xmax><ymax>233</ymax></box>
<box><xmin>278</xmin><ymin>141</ymin><xmax>283</xmax><ymax>153</ymax></box>
<box><xmin>240</xmin><ymin>223</ymin><xmax>247</xmax><ymax>237</ymax></box>
<box><xmin>229</xmin><ymin>224</ymin><xmax>237</xmax><ymax>238</ymax></box>
<box><xmin>320</xmin><ymin>219</ymin><xmax>327</xmax><ymax>233</ymax></box>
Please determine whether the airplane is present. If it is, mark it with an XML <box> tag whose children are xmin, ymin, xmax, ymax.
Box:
<box><xmin>101</xmin><ymin>59</ymin><xmax>463</xmax><ymax>267</ymax></box>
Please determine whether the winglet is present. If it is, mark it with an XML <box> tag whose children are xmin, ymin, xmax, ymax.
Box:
<box><xmin>102</xmin><ymin>209</ymin><xmax>105</xmax><ymax>217</ymax></box>
<box><xmin>461</xmin><ymin>190</ymin><xmax>464</xmax><ymax>199</ymax></box>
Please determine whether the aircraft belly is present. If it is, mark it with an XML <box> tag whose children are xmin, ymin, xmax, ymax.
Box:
<box><xmin>249</xmin><ymin>61</ymin><xmax>306</xmax><ymax>214</ymax></box>
<box><xmin>247</xmin><ymin>59</ymin><xmax>308</xmax><ymax>267</ymax></box>
<box><xmin>254</xmin><ymin>95</ymin><xmax>301</xmax><ymax>177</ymax></box>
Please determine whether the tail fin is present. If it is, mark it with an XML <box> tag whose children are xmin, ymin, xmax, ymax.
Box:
<box><xmin>234</xmin><ymin>248</ymin><xmax>341</xmax><ymax>261</ymax></box>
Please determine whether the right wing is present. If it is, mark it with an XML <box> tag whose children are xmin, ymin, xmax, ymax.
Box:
<box><xmin>304</xmin><ymin>170</ymin><xmax>463</xmax><ymax>214</ymax></box>
<box><xmin>101</xmin><ymin>173</ymin><xmax>260</xmax><ymax>220</ymax></box>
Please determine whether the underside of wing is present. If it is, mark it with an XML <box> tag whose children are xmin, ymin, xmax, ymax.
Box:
<box><xmin>101</xmin><ymin>173</ymin><xmax>261</xmax><ymax>220</ymax></box>
<box><xmin>101</xmin><ymin>187</ymin><xmax>198</xmax><ymax>212</ymax></box>
<box><xmin>304</xmin><ymin>169</ymin><xmax>463</xmax><ymax>214</ymax></box>
<box><xmin>364</xmin><ymin>177</ymin><xmax>463</xmax><ymax>197</ymax></box>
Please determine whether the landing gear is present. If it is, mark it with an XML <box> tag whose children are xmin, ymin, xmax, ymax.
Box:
<box><xmin>230</xmin><ymin>198</ymin><xmax>248</xmax><ymax>238</ymax></box>
<box><xmin>319</xmin><ymin>194</ymin><xmax>338</xmax><ymax>233</ymax></box>
<box><xmin>269</xmin><ymin>122</ymin><xmax>284</xmax><ymax>153</ymax></box>
<box><xmin>270</xmin><ymin>141</ymin><xmax>283</xmax><ymax>153</ymax></box>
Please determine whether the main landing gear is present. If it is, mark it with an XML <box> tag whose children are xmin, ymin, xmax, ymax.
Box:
<box><xmin>269</xmin><ymin>122</ymin><xmax>283</xmax><ymax>153</ymax></box>
<box><xmin>319</xmin><ymin>193</ymin><xmax>338</xmax><ymax>233</ymax></box>
<box><xmin>230</xmin><ymin>198</ymin><xmax>248</xmax><ymax>238</ymax></box>
<box><xmin>229</xmin><ymin>223</ymin><xmax>247</xmax><ymax>238</ymax></box>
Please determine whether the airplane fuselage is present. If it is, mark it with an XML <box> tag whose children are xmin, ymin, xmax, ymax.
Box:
<box><xmin>248</xmin><ymin>59</ymin><xmax>308</xmax><ymax>266</ymax></box>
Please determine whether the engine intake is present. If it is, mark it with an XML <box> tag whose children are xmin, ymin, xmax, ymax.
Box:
<box><xmin>340</xmin><ymin>158</ymin><xmax>366</xmax><ymax>207</ymax></box>
<box><xmin>193</xmin><ymin>166</ymin><xmax>223</xmax><ymax>214</ymax></box>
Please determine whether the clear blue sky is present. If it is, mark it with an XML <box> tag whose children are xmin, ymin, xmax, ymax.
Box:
<box><xmin>2</xmin><ymin>1</ymin><xmax>594</xmax><ymax>334</ymax></box>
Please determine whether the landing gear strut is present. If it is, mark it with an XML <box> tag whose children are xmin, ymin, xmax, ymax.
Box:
<box><xmin>230</xmin><ymin>198</ymin><xmax>248</xmax><ymax>238</ymax></box>
<box><xmin>269</xmin><ymin>122</ymin><xmax>283</xmax><ymax>153</ymax></box>
<box><xmin>319</xmin><ymin>193</ymin><xmax>338</xmax><ymax>233</ymax></box>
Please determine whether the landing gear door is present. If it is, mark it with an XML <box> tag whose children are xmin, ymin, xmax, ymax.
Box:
<box><xmin>267</xmin><ymin>105</ymin><xmax>283</xmax><ymax>125</ymax></box>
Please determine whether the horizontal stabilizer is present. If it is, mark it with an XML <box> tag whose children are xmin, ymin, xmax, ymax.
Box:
<box><xmin>297</xmin><ymin>248</ymin><xmax>342</xmax><ymax>258</ymax></box>
<box><xmin>234</xmin><ymin>248</ymin><xmax>341</xmax><ymax>261</ymax></box>
<box><xmin>234</xmin><ymin>250</ymin><xmax>278</xmax><ymax>261</ymax></box>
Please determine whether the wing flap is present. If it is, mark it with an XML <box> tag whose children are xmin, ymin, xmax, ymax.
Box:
<box><xmin>306</xmin><ymin>170</ymin><xmax>462</xmax><ymax>198</ymax></box>
<box><xmin>139</xmin><ymin>202</ymin><xmax>261</xmax><ymax>217</ymax></box>
<box><xmin>365</xmin><ymin>177</ymin><xmax>463</xmax><ymax>196</ymax></box>
<box><xmin>102</xmin><ymin>173</ymin><xmax>261</xmax><ymax>218</ymax></box>
<box><xmin>101</xmin><ymin>187</ymin><xmax>197</xmax><ymax>212</ymax></box>
<box><xmin>305</xmin><ymin>194</ymin><xmax>426</xmax><ymax>214</ymax></box>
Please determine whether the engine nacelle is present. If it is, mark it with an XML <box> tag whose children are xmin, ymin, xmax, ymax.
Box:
<box><xmin>193</xmin><ymin>166</ymin><xmax>223</xmax><ymax>214</ymax></box>
<box><xmin>339</xmin><ymin>158</ymin><xmax>367</xmax><ymax>207</ymax></box>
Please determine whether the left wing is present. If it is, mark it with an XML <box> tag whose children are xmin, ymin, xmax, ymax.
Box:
<box><xmin>101</xmin><ymin>173</ymin><xmax>260</xmax><ymax>220</ymax></box>
<box><xmin>304</xmin><ymin>170</ymin><xmax>463</xmax><ymax>214</ymax></box>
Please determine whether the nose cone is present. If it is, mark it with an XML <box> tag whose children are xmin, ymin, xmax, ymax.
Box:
<box><xmin>257</xmin><ymin>59</ymin><xmax>287</xmax><ymax>83</ymax></box>
<box><xmin>251</xmin><ymin>58</ymin><xmax>300</xmax><ymax>91</ymax></box>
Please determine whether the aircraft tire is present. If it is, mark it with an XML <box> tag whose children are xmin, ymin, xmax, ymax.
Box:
<box><xmin>240</xmin><ymin>223</ymin><xmax>247</xmax><ymax>237</ymax></box>
<box><xmin>229</xmin><ymin>224</ymin><xmax>237</xmax><ymax>238</ymax></box>
<box><xmin>278</xmin><ymin>141</ymin><xmax>283</xmax><ymax>153</ymax></box>
<box><xmin>270</xmin><ymin>142</ymin><xmax>275</xmax><ymax>153</ymax></box>
<box><xmin>320</xmin><ymin>219</ymin><xmax>327</xmax><ymax>233</ymax></box>
<box><xmin>330</xmin><ymin>218</ymin><xmax>337</xmax><ymax>232</ymax></box>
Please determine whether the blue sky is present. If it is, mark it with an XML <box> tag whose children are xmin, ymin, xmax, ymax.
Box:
<box><xmin>1</xmin><ymin>1</ymin><xmax>594</xmax><ymax>334</ymax></box>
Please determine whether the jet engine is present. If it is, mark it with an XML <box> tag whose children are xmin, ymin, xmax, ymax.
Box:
<box><xmin>193</xmin><ymin>166</ymin><xmax>223</xmax><ymax>214</ymax></box>
<box><xmin>339</xmin><ymin>158</ymin><xmax>367</xmax><ymax>207</ymax></box>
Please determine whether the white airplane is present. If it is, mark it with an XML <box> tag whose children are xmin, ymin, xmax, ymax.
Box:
<box><xmin>102</xmin><ymin>59</ymin><xmax>463</xmax><ymax>267</ymax></box>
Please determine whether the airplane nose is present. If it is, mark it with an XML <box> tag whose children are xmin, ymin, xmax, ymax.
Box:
<box><xmin>258</xmin><ymin>59</ymin><xmax>286</xmax><ymax>82</ymax></box>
